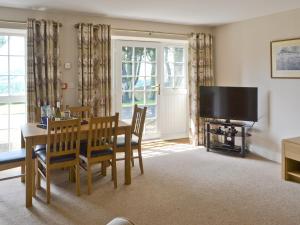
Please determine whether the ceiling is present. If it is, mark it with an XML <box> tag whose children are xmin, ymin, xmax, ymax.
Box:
<box><xmin>0</xmin><ymin>0</ymin><xmax>300</xmax><ymax>25</ymax></box>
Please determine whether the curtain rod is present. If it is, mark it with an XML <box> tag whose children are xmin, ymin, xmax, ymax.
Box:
<box><xmin>74</xmin><ymin>23</ymin><xmax>190</xmax><ymax>37</ymax></box>
<box><xmin>0</xmin><ymin>19</ymin><xmax>62</xmax><ymax>26</ymax></box>
<box><xmin>111</xmin><ymin>28</ymin><xmax>190</xmax><ymax>37</ymax></box>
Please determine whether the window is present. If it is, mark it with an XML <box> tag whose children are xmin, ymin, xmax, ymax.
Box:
<box><xmin>0</xmin><ymin>30</ymin><xmax>26</xmax><ymax>152</ymax></box>
<box><xmin>163</xmin><ymin>47</ymin><xmax>185</xmax><ymax>88</ymax></box>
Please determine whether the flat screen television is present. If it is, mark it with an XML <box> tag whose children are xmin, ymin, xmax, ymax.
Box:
<box><xmin>200</xmin><ymin>86</ymin><xmax>258</xmax><ymax>122</ymax></box>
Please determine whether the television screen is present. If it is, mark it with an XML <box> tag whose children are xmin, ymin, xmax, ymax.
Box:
<box><xmin>200</xmin><ymin>86</ymin><xmax>258</xmax><ymax>122</ymax></box>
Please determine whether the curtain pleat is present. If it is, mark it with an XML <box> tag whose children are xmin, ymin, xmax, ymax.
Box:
<box><xmin>27</xmin><ymin>18</ymin><xmax>61</xmax><ymax>122</ymax></box>
<box><xmin>188</xmin><ymin>33</ymin><xmax>214</xmax><ymax>145</ymax></box>
<box><xmin>77</xmin><ymin>23</ymin><xmax>111</xmax><ymax>117</ymax></box>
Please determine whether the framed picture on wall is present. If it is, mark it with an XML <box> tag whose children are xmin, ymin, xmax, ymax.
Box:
<box><xmin>271</xmin><ymin>38</ymin><xmax>300</xmax><ymax>78</ymax></box>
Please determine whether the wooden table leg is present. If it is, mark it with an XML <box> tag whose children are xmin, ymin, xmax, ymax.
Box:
<box><xmin>124</xmin><ymin>127</ymin><xmax>131</xmax><ymax>185</ymax></box>
<box><xmin>25</xmin><ymin>138</ymin><xmax>33</xmax><ymax>207</ymax></box>
<box><xmin>21</xmin><ymin>131</ymin><xmax>25</xmax><ymax>183</ymax></box>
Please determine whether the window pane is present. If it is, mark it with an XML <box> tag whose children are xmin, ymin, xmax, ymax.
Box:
<box><xmin>145</xmin><ymin>77</ymin><xmax>157</xmax><ymax>90</ymax></box>
<box><xmin>146</xmin><ymin>48</ymin><xmax>156</xmax><ymax>62</ymax></box>
<box><xmin>134</xmin><ymin>77</ymin><xmax>145</xmax><ymax>91</ymax></box>
<box><xmin>134</xmin><ymin>91</ymin><xmax>144</xmax><ymax>105</ymax></box>
<box><xmin>10</xmin><ymin>103</ymin><xmax>26</xmax><ymax>114</ymax></box>
<box><xmin>9</xmin><ymin>36</ymin><xmax>25</xmax><ymax>55</ymax></box>
<box><xmin>0</xmin><ymin>36</ymin><xmax>8</xmax><ymax>55</ymax></box>
<box><xmin>134</xmin><ymin>62</ymin><xmax>145</xmax><ymax>77</ymax></box>
<box><xmin>121</xmin><ymin>107</ymin><xmax>132</xmax><ymax>120</ymax></box>
<box><xmin>0</xmin><ymin>130</ymin><xmax>8</xmax><ymax>152</ymax></box>
<box><xmin>10</xmin><ymin>114</ymin><xmax>25</xmax><ymax>128</ymax></box>
<box><xmin>10</xmin><ymin>76</ymin><xmax>25</xmax><ymax>96</ymax></box>
<box><xmin>9</xmin><ymin>129</ymin><xmax>21</xmax><ymax>149</ymax></box>
<box><xmin>164</xmin><ymin>62</ymin><xmax>174</xmax><ymax>77</ymax></box>
<box><xmin>134</xmin><ymin>47</ymin><xmax>144</xmax><ymax>61</ymax></box>
<box><xmin>0</xmin><ymin>115</ymin><xmax>8</xmax><ymax>129</ymax></box>
<box><xmin>174</xmin><ymin>48</ymin><xmax>184</xmax><ymax>62</ymax></box>
<box><xmin>122</xmin><ymin>63</ymin><xmax>133</xmax><ymax>76</ymax></box>
<box><xmin>0</xmin><ymin>76</ymin><xmax>8</xmax><ymax>96</ymax></box>
<box><xmin>146</xmin><ymin>91</ymin><xmax>157</xmax><ymax>105</ymax></box>
<box><xmin>174</xmin><ymin>64</ymin><xmax>184</xmax><ymax>76</ymax></box>
<box><xmin>0</xmin><ymin>104</ymin><xmax>8</xmax><ymax>114</ymax></box>
<box><xmin>122</xmin><ymin>77</ymin><xmax>133</xmax><ymax>91</ymax></box>
<box><xmin>10</xmin><ymin>56</ymin><xmax>25</xmax><ymax>75</ymax></box>
<box><xmin>146</xmin><ymin>63</ymin><xmax>156</xmax><ymax>76</ymax></box>
<box><xmin>164</xmin><ymin>47</ymin><xmax>174</xmax><ymax>63</ymax></box>
<box><xmin>122</xmin><ymin>47</ymin><xmax>133</xmax><ymax>61</ymax></box>
<box><xmin>175</xmin><ymin>77</ymin><xmax>185</xmax><ymax>88</ymax></box>
<box><xmin>122</xmin><ymin>92</ymin><xmax>133</xmax><ymax>106</ymax></box>
<box><xmin>0</xmin><ymin>56</ymin><xmax>8</xmax><ymax>75</ymax></box>
<box><xmin>146</xmin><ymin>105</ymin><xmax>156</xmax><ymax>118</ymax></box>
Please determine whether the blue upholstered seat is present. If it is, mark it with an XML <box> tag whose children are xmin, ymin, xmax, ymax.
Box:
<box><xmin>116</xmin><ymin>136</ymin><xmax>139</xmax><ymax>147</ymax></box>
<box><xmin>80</xmin><ymin>141</ymin><xmax>113</xmax><ymax>158</ymax></box>
<box><xmin>0</xmin><ymin>149</ymin><xmax>36</xmax><ymax>165</ymax></box>
<box><xmin>36</xmin><ymin>149</ymin><xmax>76</xmax><ymax>164</ymax></box>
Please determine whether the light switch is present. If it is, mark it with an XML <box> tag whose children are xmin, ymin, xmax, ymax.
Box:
<box><xmin>64</xmin><ymin>62</ymin><xmax>72</xmax><ymax>69</ymax></box>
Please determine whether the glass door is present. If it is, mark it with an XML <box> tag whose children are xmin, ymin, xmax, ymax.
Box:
<box><xmin>117</xmin><ymin>41</ymin><xmax>160</xmax><ymax>138</ymax></box>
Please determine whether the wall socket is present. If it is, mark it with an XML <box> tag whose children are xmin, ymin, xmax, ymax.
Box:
<box><xmin>64</xmin><ymin>62</ymin><xmax>72</xmax><ymax>69</ymax></box>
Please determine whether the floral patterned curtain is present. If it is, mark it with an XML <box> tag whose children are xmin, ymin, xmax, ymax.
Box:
<box><xmin>188</xmin><ymin>33</ymin><xmax>214</xmax><ymax>145</ymax></box>
<box><xmin>76</xmin><ymin>23</ymin><xmax>111</xmax><ymax>117</ymax></box>
<box><xmin>27</xmin><ymin>18</ymin><xmax>61</xmax><ymax>122</ymax></box>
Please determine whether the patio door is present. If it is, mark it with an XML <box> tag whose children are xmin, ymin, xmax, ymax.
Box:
<box><xmin>114</xmin><ymin>39</ymin><xmax>188</xmax><ymax>140</ymax></box>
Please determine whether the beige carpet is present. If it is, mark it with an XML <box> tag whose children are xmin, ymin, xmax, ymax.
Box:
<box><xmin>1</xmin><ymin>142</ymin><xmax>300</xmax><ymax>225</ymax></box>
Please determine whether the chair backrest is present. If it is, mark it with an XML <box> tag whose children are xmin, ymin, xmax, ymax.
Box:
<box><xmin>87</xmin><ymin>113</ymin><xmax>119</xmax><ymax>158</ymax></box>
<box><xmin>131</xmin><ymin>105</ymin><xmax>147</xmax><ymax>143</ymax></box>
<box><xmin>46</xmin><ymin>119</ymin><xmax>81</xmax><ymax>164</ymax></box>
<box><xmin>69</xmin><ymin>106</ymin><xmax>91</xmax><ymax>119</ymax></box>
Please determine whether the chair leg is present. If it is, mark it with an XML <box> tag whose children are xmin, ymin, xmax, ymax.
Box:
<box><xmin>46</xmin><ymin>169</ymin><xmax>51</xmax><ymax>204</ymax></box>
<box><xmin>112</xmin><ymin>157</ymin><xmax>117</xmax><ymax>188</ymax></box>
<box><xmin>75</xmin><ymin>165</ymin><xmax>80</xmax><ymax>196</ymax></box>
<box><xmin>87</xmin><ymin>164</ymin><xmax>92</xmax><ymax>195</ymax></box>
<box><xmin>138</xmin><ymin>146</ymin><xmax>144</xmax><ymax>174</ymax></box>
<box><xmin>36</xmin><ymin>160</ymin><xmax>41</xmax><ymax>189</ymax></box>
<box><xmin>131</xmin><ymin>149</ymin><xmax>134</xmax><ymax>167</ymax></box>
<box><xmin>101</xmin><ymin>161</ymin><xmax>107</xmax><ymax>176</ymax></box>
<box><xmin>21</xmin><ymin>163</ymin><xmax>25</xmax><ymax>183</ymax></box>
<box><xmin>32</xmin><ymin>159</ymin><xmax>36</xmax><ymax>197</ymax></box>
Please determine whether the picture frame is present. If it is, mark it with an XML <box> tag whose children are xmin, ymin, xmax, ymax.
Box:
<box><xmin>271</xmin><ymin>38</ymin><xmax>300</xmax><ymax>78</ymax></box>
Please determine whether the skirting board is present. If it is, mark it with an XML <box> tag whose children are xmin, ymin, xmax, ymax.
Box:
<box><xmin>249</xmin><ymin>144</ymin><xmax>281</xmax><ymax>163</ymax></box>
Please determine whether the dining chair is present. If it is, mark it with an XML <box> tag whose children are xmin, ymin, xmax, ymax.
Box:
<box><xmin>69</xmin><ymin>106</ymin><xmax>91</xmax><ymax>119</ymax></box>
<box><xmin>0</xmin><ymin>149</ymin><xmax>36</xmax><ymax>195</ymax></box>
<box><xmin>36</xmin><ymin>119</ymin><xmax>81</xmax><ymax>203</ymax></box>
<box><xmin>116</xmin><ymin>105</ymin><xmax>147</xmax><ymax>174</ymax></box>
<box><xmin>79</xmin><ymin>113</ymin><xmax>119</xmax><ymax>194</ymax></box>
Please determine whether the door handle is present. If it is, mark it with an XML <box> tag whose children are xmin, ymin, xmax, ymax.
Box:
<box><xmin>152</xmin><ymin>84</ymin><xmax>161</xmax><ymax>95</ymax></box>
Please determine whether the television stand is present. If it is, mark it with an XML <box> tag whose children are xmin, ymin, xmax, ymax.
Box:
<box><xmin>206</xmin><ymin>121</ymin><xmax>252</xmax><ymax>157</ymax></box>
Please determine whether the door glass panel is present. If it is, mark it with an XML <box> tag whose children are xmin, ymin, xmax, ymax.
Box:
<box><xmin>10</xmin><ymin>56</ymin><xmax>25</xmax><ymax>75</ymax></box>
<box><xmin>0</xmin><ymin>36</ymin><xmax>8</xmax><ymax>55</ymax></box>
<box><xmin>121</xmin><ymin>45</ymin><xmax>158</xmax><ymax>135</ymax></box>
<box><xmin>0</xmin><ymin>76</ymin><xmax>8</xmax><ymax>96</ymax></box>
<box><xmin>10</xmin><ymin>76</ymin><xmax>25</xmax><ymax>95</ymax></box>
<box><xmin>174</xmin><ymin>48</ymin><xmax>184</xmax><ymax>62</ymax></box>
<box><xmin>122</xmin><ymin>63</ymin><xmax>133</xmax><ymax>76</ymax></box>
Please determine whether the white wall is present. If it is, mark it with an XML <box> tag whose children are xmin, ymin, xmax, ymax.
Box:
<box><xmin>214</xmin><ymin>8</ymin><xmax>300</xmax><ymax>162</ymax></box>
<box><xmin>0</xmin><ymin>6</ymin><xmax>212</xmax><ymax>106</ymax></box>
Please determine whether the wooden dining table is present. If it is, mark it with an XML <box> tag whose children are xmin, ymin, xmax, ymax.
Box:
<box><xmin>21</xmin><ymin>120</ymin><xmax>132</xmax><ymax>208</ymax></box>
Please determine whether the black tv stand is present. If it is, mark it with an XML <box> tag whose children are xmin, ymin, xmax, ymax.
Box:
<box><xmin>206</xmin><ymin>120</ymin><xmax>251</xmax><ymax>157</ymax></box>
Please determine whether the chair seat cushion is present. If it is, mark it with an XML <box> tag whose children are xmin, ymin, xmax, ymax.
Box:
<box><xmin>36</xmin><ymin>149</ymin><xmax>76</xmax><ymax>164</ymax></box>
<box><xmin>116</xmin><ymin>136</ymin><xmax>139</xmax><ymax>148</ymax></box>
<box><xmin>0</xmin><ymin>149</ymin><xmax>27</xmax><ymax>165</ymax></box>
<box><xmin>80</xmin><ymin>141</ymin><xmax>113</xmax><ymax>158</ymax></box>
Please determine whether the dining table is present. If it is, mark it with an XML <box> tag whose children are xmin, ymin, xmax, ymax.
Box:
<box><xmin>21</xmin><ymin>120</ymin><xmax>132</xmax><ymax>208</ymax></box>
